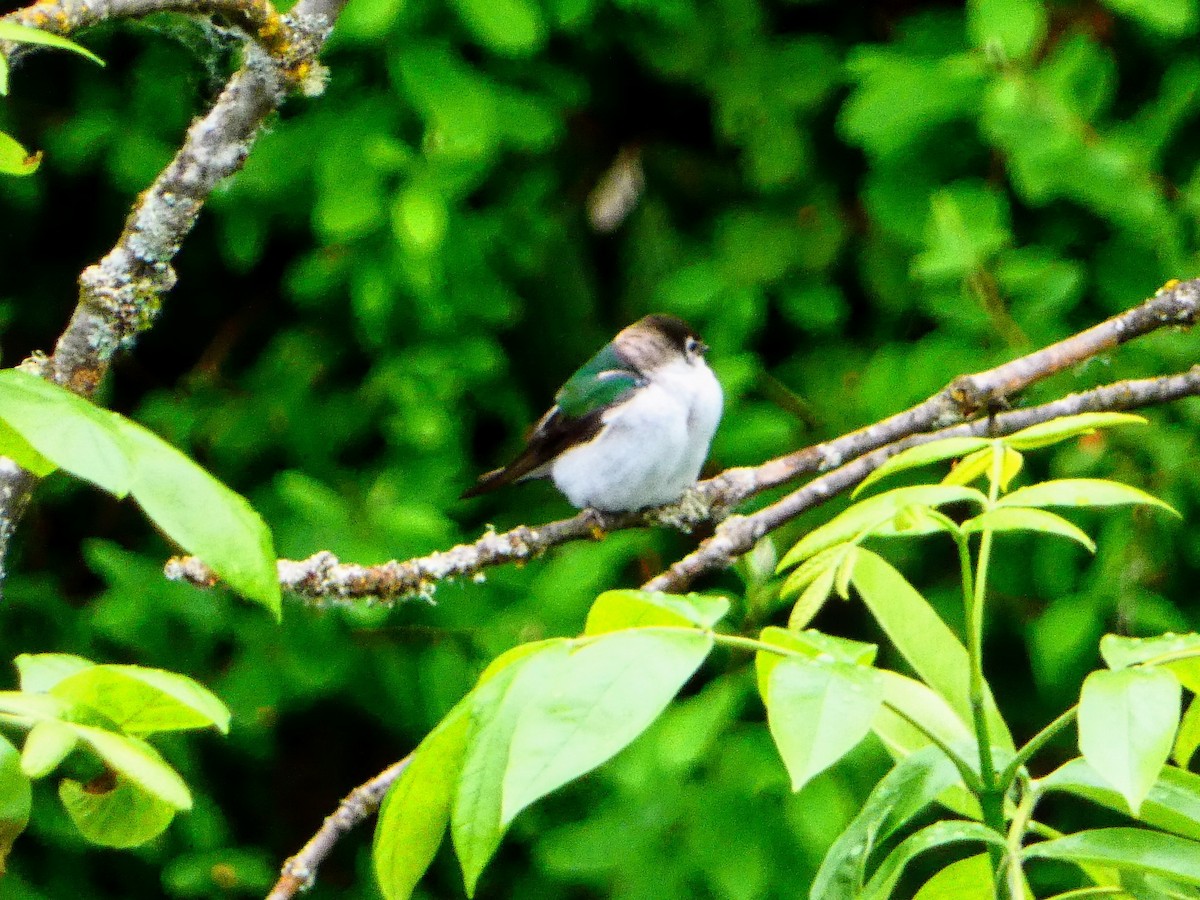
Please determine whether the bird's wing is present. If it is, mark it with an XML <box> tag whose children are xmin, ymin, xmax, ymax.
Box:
<box><xmin>553</xmin><ymin>341</ymin><xmax>644</xmax><ymax>418</ymax></box>
<box><xmin>461</xmin><ymin>342</ymin><xmax>644</xmax><ymax>500</ymax></box>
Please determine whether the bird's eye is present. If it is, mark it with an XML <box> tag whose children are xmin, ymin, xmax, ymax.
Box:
<box><xmin>685</xmin><ymin>336</ymin><xmax>707</xmax><ymax>358</ymax></box>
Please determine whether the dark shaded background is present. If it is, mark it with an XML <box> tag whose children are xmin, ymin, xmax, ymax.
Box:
<box><xmin>2</xmin><ymin>0</ymin><xmax>1199</xmax><ymax>895</ymax></box>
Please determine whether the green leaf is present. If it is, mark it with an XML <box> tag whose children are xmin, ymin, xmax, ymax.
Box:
<box><xmin>810</xmin><ymin>746</ymin><xmax>964</xmax><ymax>900</ymax></box>
<box><xmin>998</xmin><ymin>478</ymin><xmax>1179</xmax><ymax>516</ymax></box>
<box><xmin>20</xmin><ymin>720</ymin><xmax>78</xmax><ymax>778</ymax></box>
<box><xmin>0</xmin><ymin>371</ymin><xmax>131</xmax><ymax>494</ymax></box>
<box><xmin>1024</xmin><ymin>828</ymin><xmax>1200</xmax><ymax>885</ymax></box>
<box><xmin>860</xmin><ymin>821</ymin><xmax>1006</xmax><ymax>900</ymax></box>
<box><xmin>452</xmin><ymin>642</ymin><xmax>567</xmax><ymax>896</ymax></box>
<box><xmin>15</xmin><ymin>652</ymin><xmax>94</xmax><ymax>692</ymax></box>
<box><xmin>961</xmin><ymin>507</ymin><xmax>1096</xmax><ymax>552</ymax></box>
<box><xmin>764</xmin><ymin>656</ymin><xmax>883</xmax><ymax>791</ymax></box>
<box><xmin>853</xmin><ymin>437</ymin><xmax>990</xmax><ymax>497</ymax></box>
<box><xmin>1100</xmin><ymin>633</ymin><xmax>1200</xmax><ymax>691</ymax></box>
<box><xmin>375</xmin><ymin>708</ymin><xmax>471</xmax><ymax>900</ymax></box>
<box><xmin>0</xmin><ymin>22</ymin><xmax>104</xmax><ymax>65</ymax></box>
<box><xmin>0</xmin><ymin>734</ymin><xmax>30</xmax><ymax>872</ymax></box>
<box><xmin>755</xmin><ymin>627</ymin><xmax>879</xmax><ymax>702</ymax></box>
<box><xmin>967</xmin><ymin>0</ymin><xmax>1048</xmax><ymax>59</ymax></box>
<box><xmin>0</xmin><ymin>418</ymin><xmax>56</xmax><ymax>476</ymax></box>
<box><xmin>50</xmin><ymin>665</ymin><xmax>230</xmax><ymax>735</ymax></box>
<box><xmin>59</xmin><ymin>775</ymin><xmax>176</xmax><ymax>848</ymax></box>
<box><xmin>940</xmin><ymin>447</ymin><xmax>993</xmax><ymax>489</ymax></box>
<box><xmin>448</xmin><ymin>0</ymin><xmax>546</xmax><ymax>57</ymax></box>
<box><xmin>1098</xmin><ymin>0</ymin><xmax>1198</xmax><ymax>37</ymax></box>
<box><xmin>115</xmin><ymin>419</ymin><xmax>280</xmax><ymax>616</ymax></box>
<box><xmin>583</xmin><ymin>590</ymin><xmax>729</xmax><ymax>635</ymax></box>
<box><xmin>0</xmin><ymin>131</ymin><xmax>40</xmax><ymax>176</ymax></box>
<box><xmin>912</xmin><ymin>854</ymin><xmax>996</xmax><ymax>900</ymax></box>
<box><xmin>1174</xmin><ymin>698</ymin><xmax>1200</xmax><ymax>768</ymax></box>
<box><xmin>1003</xmin><ymin>413</ymin><xmax>1147</xmax><ymax>450</ymax></box>
<box><xmin>501</xmin><ymin>628</ymin><xmax>712</xmax><ymax>824</ymax></box>
<box><xmin>787</xmin><ymin>564</ymin><xmax>838</xmax><ymax>629</ymax></box>
<box><xmin>0</xmin><ymin>55</ymin><xmax>7</xmax><ymax>95</ymax></box>
<box><xmin>780</xmin><ymin>545</ymin><xmax>846</xmax><ymax>600</ymax></box>
<box><xmin>851</xmin><ymin>548</ymin><xmax>1012</xmax><ymax>750</ymax></box>
<box><xmin>0</xmin><ymin>690</ymin><xmax>72</xmax><ymax>722</ymax></box>
<box><xmin>1078</xmin><ymin>668</ymin><xmax>1180</xmax><ymax>815</ymax></box>
<box><xmin>779</xmin><ymin>485</ymin><xmax>987</xmax><ymax>569</ymax></box>
<box><xmin>64</xmin><ymin>724</ymin><xmax>191</xmax><ymax>810</ymax></box>
<box><xmin>874</xmin><ymin>670</ymin><xmax>975</xmax><ymax>758</ymax></box>
<box><xmin>1041</xmin><ymin>759</ymin><xmax>1200</xmax><ymax>843</ymax></box>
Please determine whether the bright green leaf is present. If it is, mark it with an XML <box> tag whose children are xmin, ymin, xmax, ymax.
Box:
<box><xmin>501</xmin><ymin>628</ymin><xmax>712</xmax><ymax>824</ymax></box>
<box><xmin>961</xmin><ymin>507</ymin><xmax>1096</xmax><ymax>552</ymax></box>
<box><xmin>1100</xmin><ymin>633</ymin><xmax>1200</xmax><ymax>691</ymax></box>
<box><xmin>452</xmin><ymin>643</ymin><xmax>567</xmax><ymax>896</ymax></box>
<box><xmin>0</xmin><ymin>131</ymin><xmax>40</xmax><ymax>176</ymax></box>
<box><xmin>912</xmin><ymin>853</ymin><xmax>996</xmax><ymax>900</ymax></box>
<box><xmin>1003</xmin><ymin>412</ymin><xmax>1147</xmax><ymax>450</ymax></box>
<box><xmin>1099</xmin><ymin>0</ymin><xmax>1198</xmax><ymax>37</ymax></box>
<box><xmin>860</xmin><ymin>820</ymin><xmax>1006</xmax><ymax>900</ymax></box>
<box><xmin>765</xmin><ymin>656</ymin><xmax>883</xmax><ymax>791</ymax></box>
<box><xmin>115</xmin><ymin>419</ymin><xmax>280</xmax><ymax>616</ymax></box>
<box><xmin>853</xmin><ymin>437</ymin><xmax>990</xmax><ymax>497</ymax></box>
<box><xmin>998</xmin><ymin>478</ymin><xmax>1179</xmax><ymax>516</ymax></box>
<box><xmin>755</xmin><ymin>626</ymin><xmax>878</xmax><ymax>699</ymax></box>
<box><xmin>59</xmin><ymin>775</ymin><xmax>176</xmax><ymax>848</ymax></box>
<box><xmin>15</xmin><ymin>653</ymin><xmax>94</xmax><ymax>692</ymax></box>
<box><xmin>583</xmin><ymin>590</ymin><xmax>729</xmax><ymax>635</ymax></box>
<box><xmin>448</xmin><ymin>0</ymin><xmax>546</xmax><ymax>57</ymax></box>
<box><xmin>20</xmin><ymin>720</ymin><xmax>78</xmax><ymax>778</ymax></box>
<box><xmin>787</xmin><ymin>566</ymin><xmax>837</xmax><ymax>629</ymax></box>
<box><xmin>0</xmin><ymin>22</ymin><xmax>104</xmax><ymax>65</ymax></box>
<box><xmin>51</xmin><ymin>665</ymin><xmax>230</xmax><ymax>735</ymax></box>
<box><xmin>940</xmin><ymin>447</ymin><xmax>993</xmax><ymax>489</ymax></box>
<box><xmin>1024</xmin><ymin>828</ymin><xmax>1200</xmax><ymax>885</ymax></box>
<box><xmin>1042</xmin><ymin>759</ymin><xmax>1200</xmax><ymax>843</ymax></box>
<box><xmin>780</xmin><ymin>545</ymin><xmax>845</xmax><ymax>600</ymax></box>
<box><xmin>0</xmin><ymin>690</ymin><xmax>72</xmax><ymax>722</ymax></box>
<box><xmin>0</xmin><ymin>371</ymin><xmax>131</xmax><ymax>494</ymax></box>
<box><xmin>810</xmin><ymin>746</ymin><xmax>964</xmax><ymax>899</ymax></box>
<box><xmin>1174</xmin><ymin>699</ymin><xmax>1200</xmax><ymax>768</ymax></box>
<box><xmin>852</xmin><ymin>548</ymin><xmax>1012</xmax><ymax>749</ymax></box>
<box><xmin>375</xmin><ymin>708</ymin><xmax>471</xmax><ymax>900</ymax></box>
<box><xmin>874</xmin><ymin>670</ymin><xmax>975</xmax><ymax>759</ymax></box>
<box><xmin>64</xmin><ymin>724</ymin><xmax>191</xmax><ymax>810</ymax></box>
<box><xmin>0</xmin><ymin>735</ymin><xmax>30</xmax><ymax>872</ymax></box>
<box><xmin>967</xmin><ymin>0</ymin><xmax>1048</xmax><ymax>59</ymax></box>
<box><xmin>1078</xmin><ymin>668</ymin><xmax>1180</xmax><ymax>815</ymax></box>
<box><xmin>0</xmin><ymin>418</ymin><xmax>56</xmax><ymax>476</ymax></box>
<box><xmin>779</xmin><ymin>485</ymin><xmax>987</xmax><ymax>569</ymax></box>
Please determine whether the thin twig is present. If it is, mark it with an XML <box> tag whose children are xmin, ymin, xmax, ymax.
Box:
<box><xmin>265</xmin><ymin>755</ymin><xmax>412</xmax><ymax>900</ymax></box>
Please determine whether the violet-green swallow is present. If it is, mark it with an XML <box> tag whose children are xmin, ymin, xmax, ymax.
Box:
<box><xmin>463</xmin><ymin>314</ymin><xmax>723</xmax><ymax>512</ymax></box>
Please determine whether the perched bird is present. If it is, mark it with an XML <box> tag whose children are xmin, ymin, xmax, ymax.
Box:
<box><xmin>463</xmin><ymin>314</ymin><xmax>723</xmax><ymax>512</ymax></box>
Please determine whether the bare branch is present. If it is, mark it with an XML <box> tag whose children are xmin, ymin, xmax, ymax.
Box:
<box><xmin>265</xmin><ymin>754</ymin><xmax>412</xmax><ymax>900</ymax></box>
<box><xmin>0</xmin><ymin>0</ymin><xmax>346</xmax><ymax>583</ymax></box>
<box><xmin>166</xmin><ymin>364</ymin><xmax>1200</xmax><ymax>604</ymax></box>
<box><xmin>643</xmin><ymin>366</ymin><xmax>1200</xmax><ymax>592</ymax></box>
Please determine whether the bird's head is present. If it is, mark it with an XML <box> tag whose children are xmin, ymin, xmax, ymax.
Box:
<box><xmin>615</xmin><ymin>314</ymin><xmax>709</xmax><ymax>374</ymax></box>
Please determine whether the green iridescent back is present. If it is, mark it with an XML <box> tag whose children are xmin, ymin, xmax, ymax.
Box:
<box><xmin>554</xmin><ymin>342</ymin><xmax>642</xmax><ymax>419</ymax></box>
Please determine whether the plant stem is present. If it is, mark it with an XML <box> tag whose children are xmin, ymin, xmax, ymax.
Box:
<box><xmin>1002</xmin><ymin>775</ymin><xmax>1039</xmax><ymax>899</ymax></box>
<box><xmin>998</xmin><ymin>706</ymin><xmax>1078</xmax><ymax>794</ymax></box>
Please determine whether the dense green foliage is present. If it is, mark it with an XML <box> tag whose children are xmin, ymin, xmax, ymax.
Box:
<box><xmin>3</xmin><ymin>0</ymin><xmax>1200</xmax><ymax>895</ymax></box>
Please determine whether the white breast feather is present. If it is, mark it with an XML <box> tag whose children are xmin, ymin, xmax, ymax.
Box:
<box><xmin>550</xmin><ymin>357</ymin><xmax>722</xmax><ymax>511</ymax></box>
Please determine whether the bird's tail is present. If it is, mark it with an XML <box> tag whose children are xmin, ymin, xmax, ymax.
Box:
<box><xmin>459</xmin><ymin>466</ymin><xmax>512</xmax><ymax>500</ymax></box>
